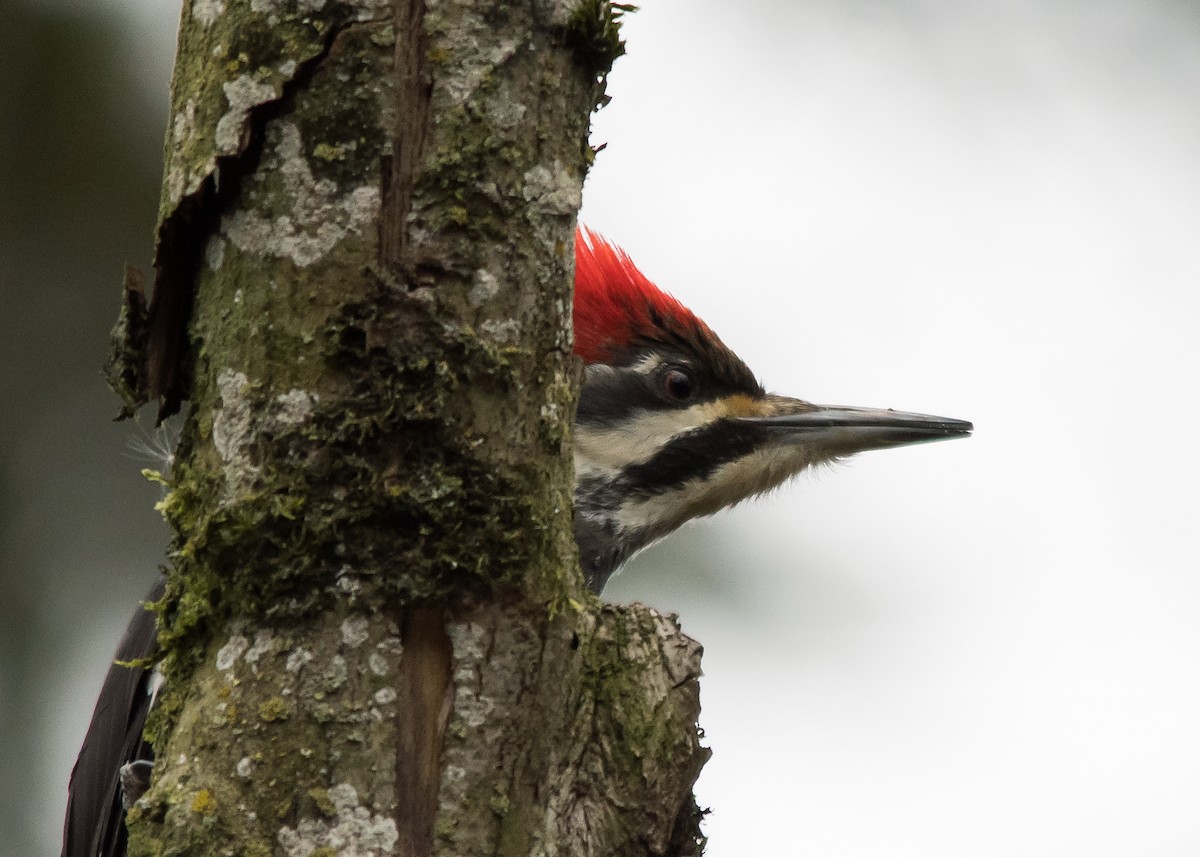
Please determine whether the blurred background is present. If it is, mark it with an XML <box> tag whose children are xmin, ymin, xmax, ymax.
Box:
<box><xmin>3</xmin><ymin>0</ymin><xmax>1199</xmax><ymax>854</ymax></box>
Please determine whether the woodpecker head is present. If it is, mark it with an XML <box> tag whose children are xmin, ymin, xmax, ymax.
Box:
<box><xmin>571</xmin><ymin>228</ymin><xmax>972</xmax><ymax>591</ymax></box>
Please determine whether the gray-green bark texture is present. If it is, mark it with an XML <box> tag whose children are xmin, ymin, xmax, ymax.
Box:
<box><xmin>110</xmin><ymin>1</ymin><xmax>709</xmax><ymax>855</ymax></box>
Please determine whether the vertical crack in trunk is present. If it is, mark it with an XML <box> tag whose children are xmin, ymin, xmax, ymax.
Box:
<box><xmin>382</xmin><ymin>6</ymin><xmax>446</xmax><ymax>846</ymax></box>
<box><xmin>394</xmin><ymin>606</ymin><xmax>454</xmax><ymax>857</ymax></box>
<box><xmin>380</xmin><ymin>0</ymin><xmax>431</xmax><ymax>273</ymax></box>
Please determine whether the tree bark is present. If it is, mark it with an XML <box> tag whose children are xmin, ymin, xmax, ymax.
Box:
<box><xmin>117</xmin><ymin>1</ymin><xmax>709</xmax><ymax>855</ymax></box>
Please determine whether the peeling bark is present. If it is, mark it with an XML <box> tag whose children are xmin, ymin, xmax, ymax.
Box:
<box><xmin>119</xmin><ymin>1</ymin><xmax>708</xmax><ymax>855</ymax></box>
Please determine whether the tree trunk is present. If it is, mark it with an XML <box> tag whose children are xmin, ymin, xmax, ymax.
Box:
<box><xmin>116</xmin><ymin>1</ymin><xmax>709</xmax><ymax>855</ymax></box>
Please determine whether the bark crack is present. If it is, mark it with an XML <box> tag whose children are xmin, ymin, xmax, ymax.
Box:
<box><xmin>134</xmin><ymin>22</ymin><xmax>347</xmax><ymax>421</ymax></box>
<box><xmin>379</xmin><ymin>0</ymin><xmax>431</xmax><ymax>274</ymax></box>
<box><xmin>394</xmin><ymin>606</ymin><xmax>454</xmax><ymax>857</ymax></box>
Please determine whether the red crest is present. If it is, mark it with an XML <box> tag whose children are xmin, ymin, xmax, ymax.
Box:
<box><xmin>573</xmin><ymin>228</ymin><xmax>714</xmax><ymax>365</ymax></box>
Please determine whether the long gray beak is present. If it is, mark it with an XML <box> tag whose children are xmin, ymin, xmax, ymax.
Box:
<box><xmin>737</xmin><ymin>399</ymin><xmax>973</xmax><ymax>455</ymax></box>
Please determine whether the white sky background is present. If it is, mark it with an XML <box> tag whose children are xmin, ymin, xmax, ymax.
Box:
<box><xmin>48</xmin><ymin>0</ymin><xmax>1200</xmax><ymax>854</ymax></box>
<box><xmin>586</xmin><ymin>2</ymin><xmax>1200</xmax><ymax>854</ymax></box>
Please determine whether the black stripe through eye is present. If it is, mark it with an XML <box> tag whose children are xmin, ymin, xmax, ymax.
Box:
<box><xmin>618</xmin><ymin>419</ymin><xmax>768</xmax><ymax>497</ymax></box>
<box><xmin>576</xmin><ymin>368</ymin><xmax>666</xmax><ymax>426</ymax></box>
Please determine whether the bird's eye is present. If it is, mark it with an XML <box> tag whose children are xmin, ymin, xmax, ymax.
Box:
<box><xmin>663</xmin><ymin>368</ymin><xmax>694</xmax><ymax>401</ymax></box>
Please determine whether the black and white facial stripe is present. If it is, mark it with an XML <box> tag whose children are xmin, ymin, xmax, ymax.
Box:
<box><xmin>585</xmin><ymin>419</ymin><xmax>769</xmax><ymax>503</ymax></box>
<box><xmin>573</xmin><ymin>349</ymin><xmax>779</xmax><ymax>589</ymax></box>
<box><xmin>576</xmin><ymin>340</ymin><xmax>763</xmax><ymax>427</ymax></box>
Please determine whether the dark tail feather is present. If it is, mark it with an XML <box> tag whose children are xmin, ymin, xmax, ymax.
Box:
<box><xmin>62</xmin><ymin>578</ymin><xmax>164</xmax><ymax>857</ymax></box>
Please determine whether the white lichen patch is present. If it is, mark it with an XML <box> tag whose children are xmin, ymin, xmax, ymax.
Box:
<box><xmin>277</xmin><ymin>783</ymin><xmax>398</xmax><ymax>857</ymax></box>
<box><xmin>211</xmin><ymin>368</ymin><xmax>319</xmax><ymax>498</ymax></box>
<box><xmin>373</xmin><ymin>687</ymin><xmax>396</xmax><ymax>705</ymax></box>
<box><xmin>447</xmin><ymin>621</ymin><xmax>488</xmax><ymax>664</ymax></box>
<box><xmin>347</xmin><ymin>0</ymin><xmax>390</xmax><ymax>20</ymax></box>
<box><xmin>193</xmin><ymin>0</ymin><xmax>226</xmax><ymax>26</ymax></box>
<box><xmin>468</xmin><ymin>268</ymin><xmax>499</xmax><ymax>307</ymax></box>
<box><xmin>367</xmin><ymin>651</ymin><xmax>389</xmax><ymax>676</ymax></box>
<box><xmin>245</xmin><ymin>629</ymin><xmax>275</xmax><ymax>666</ymax></box>
<box><xmin>274</xmin><ymin>388</ymin><xmax>318</xmax><ymax>424</ymax></box>
<box><xmin>212</xmin><ymin>369</ymin><xmax>258</xmax><ymax>495</ymax></box>
<box><xmin>440</xmin><ymin>34</ymin><xmax>521</xmax><ymax>106</ymax></box>
<box><xmin>212</xmin><ymin>369</ymin><xmax>253</xmax><ymax>461</ymax></box>
<box><xmin>325</xmin><ymin>655</ymin><xmax>348</xmax><ymax>690</ymax></box>
<box><xmin>340</xmin><ymin>615</ymin><xmax>369</xmax><ymax>648</ymax></box>
<box><xmin>236</xmin><ymin>756</ymin><xmax>255</xmax><ymax>778</ymax></box>
<box><xmin>166</xmin><ymin>164</ymin><xmax>187</xmax><ymax>206</ymax></box>
<box><xmin>222</xmin><ymin>123</ymin><xmax>379</xmax><ymax>268</ymax></box>
<box><xmin>217</xmin><ymin>634</ymin><xmax>250</xmax><ymax>671</ymax></box>
<box><xmin>452</xmin><ymin>685</ymin><xmax>495</xmax><ymax>729</ymax></box>
<box><xmin>538</xmin><ymin>0</ymin><xmax>578</xmax><ymax>27</ymax></box>
<box><xmin>446</xmin><ymin>622</ymin><xmax>494</xmax><ymax>728</ymax></box>
<box><xmin>287</xmin><ymin>648</ymin><xmax>314</xmax><ymax>673</ymax></box>
<box><xmin>205</xmin><ymin>235</ymin><xmax>226</xmax><ymax>271</ymax></box>
<box><xmin>485</xmin><ymin>88</ymin><xmax>527</xmax><ymax>131</ymax></box>
<box><xmin>480</xmin><ymin>318</ymin><xmax>520</xmax><ymax>343</ymax></box>
<box><xmin>522</xmin><ymin>161</ymin><xmax>581</xmax><ymax>215</ymax></box>
<box><xmin>252</xmin><ymin>0</ymin><xmax>324</xmax><ymax>13</ymax></box>
<box><xmin>173</xmin><ymin>99</ymin><xmax>198</xmax><ymax>144</ymax></box>
<box><xmin>216</xmin><ymin>75</ymin><xmax>279</xmax><ymax>155</ymax></box>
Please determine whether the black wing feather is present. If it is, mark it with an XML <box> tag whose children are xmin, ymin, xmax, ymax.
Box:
<box><xmin>62</xmin><ymin>578</ymin><xmax>164</xmax><ymax>857</ymax></box>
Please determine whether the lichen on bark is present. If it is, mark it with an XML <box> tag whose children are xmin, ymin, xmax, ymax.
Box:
<box><xmin>120</xmin><ymin>1</ymin><xmax>709</xmax><ymax>855</ymax></box>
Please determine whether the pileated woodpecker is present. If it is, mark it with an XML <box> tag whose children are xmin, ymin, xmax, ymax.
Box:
<box><xmin>63</xmin><ymin>229</ymin><xmax>971</xmax><ymax>857</ymax></box>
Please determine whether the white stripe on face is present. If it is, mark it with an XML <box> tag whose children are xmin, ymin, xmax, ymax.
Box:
<box><xmin>573</xmin><ymin>399</ymin><xmax>730</xmax><ymax>482</ymax></box>
<box><xmin>612</xmin><ymin>443</ymin><xmax>824</xmax><ymax>541</ymax></box>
